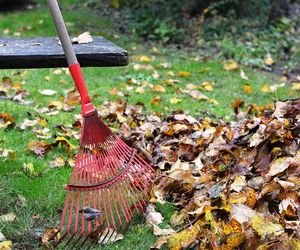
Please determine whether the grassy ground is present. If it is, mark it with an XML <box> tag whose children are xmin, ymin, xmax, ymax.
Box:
<box><xmin>0</xmin><ymin>1</ymin><xmax>297</xmax><ymax>249</ymax></box>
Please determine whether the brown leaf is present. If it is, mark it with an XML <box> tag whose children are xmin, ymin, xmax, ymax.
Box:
<box><xmin>41</xmin><ymin>227</ymin><xmax>60</xmax><ymax>248</ymax></box>
<box><xmin>0</xmin><ymin>113</ymin><xmax>15</xmax><ymax>128</ymax></box>
<box><xmin>27</xmin><ymin>140</ymin><xmax>51</xmax><ymax>157</ymax></box>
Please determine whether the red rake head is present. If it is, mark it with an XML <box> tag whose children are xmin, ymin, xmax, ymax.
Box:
<box><xmin>56</xmin><ymin>112</ymin><xmax>155</xmax><ymax>247</ymax></box>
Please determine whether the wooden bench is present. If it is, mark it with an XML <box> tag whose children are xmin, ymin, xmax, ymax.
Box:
<box><xmin>0</xmin><ymin>37</ymin><xmax>128</xmax><ymax>69</ymax></box>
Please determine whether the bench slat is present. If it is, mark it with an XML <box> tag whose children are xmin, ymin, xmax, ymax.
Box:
<box><xmin>0</xmin><ymin>37</ymin><xmax>128</xmax><ymax>69</ymax></box>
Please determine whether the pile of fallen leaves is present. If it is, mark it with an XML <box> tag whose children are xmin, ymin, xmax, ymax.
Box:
<box><xmin>98</xmin><ymin>98</ymin><xmax>300</xmax><ymax>249</ymax></box>
<box><xmin>0</xmin><ymin>69</ymin><xmax>299</xmax><ymax>249</ymax></box>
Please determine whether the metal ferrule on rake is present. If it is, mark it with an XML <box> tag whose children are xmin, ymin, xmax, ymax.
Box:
<box><xmin>47</xmin><ymin>0</ymin><xmax>155</xmax><ymax>247</ymax></box>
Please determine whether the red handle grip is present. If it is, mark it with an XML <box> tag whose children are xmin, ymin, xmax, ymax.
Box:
<box><xmin>69</xmin><ymin>63</ymin><xmax>95</xmax><ymax>116</ymax></box>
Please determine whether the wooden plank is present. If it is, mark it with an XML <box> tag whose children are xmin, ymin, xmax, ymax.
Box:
<box><xmin>0</xmin><ymin>37</ymin><xmax>128</xmax><ymax>69</ymax></box>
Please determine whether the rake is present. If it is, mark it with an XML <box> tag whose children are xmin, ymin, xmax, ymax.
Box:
<box><xmin>47</xmin><ymin>0</ymin><xmax>155</xmax><ymax>247</ymax></box>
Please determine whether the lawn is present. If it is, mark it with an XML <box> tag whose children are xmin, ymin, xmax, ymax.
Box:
<box><xmin>0</xmin><ymin>1</ymin><xmax>297</xmax><ymax>249</ymax></box>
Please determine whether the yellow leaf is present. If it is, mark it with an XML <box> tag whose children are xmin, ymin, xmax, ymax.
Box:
<box><xmin>250</xmin><ymin>214</ymin><xmax>284</xmax><ymax>239</ymax></box>
<box><xmin>152</xmin><ymin>85</ymin><xmax>166</xmax><ymax>93</ymax></box>
<box><xmin>139</xmin><ymin>55</ymin><xmax>151</xmax><ymax>62</ymax></box>
<box><xmin>228</xmin><ymin>192</ymin><xmax>247</xmax><ymax>204</ymax></box>
<box><xmin>208</xmin><ymin>98</ymin><xmax>219</xmax><ymax>105</ymax></box>
<box><xmin>167</xmin><ymin>71</ymin><xmax>174</xmax><ymax>76</ymax></box>
<box><xmin>223</xmin><ymin>219</ymin><xmax>242</xmax><ymax>235</ymax></box>
<box><xmin>201</xmin><ymin>81</ymin><xmax>214</xmax><ymax>91</ymax></box>
<box><xmin>23</xmin><ymin>163</ymin><xmax>37</xmax><ymax>177</ymax></box>
<box><xmin>205</xmin><ymin>211</ymin><xmax>217</xmax><ymax>230</ymax></box>
<box><xmin>170</xmin><ymin>97</ymin><xmax>182</xmax><ymax>104</ymax></box>
<box><xmin>164</xmin><ymin>79</ymin><xmax>175</xmax><ymax>85</ymax></box>
<box><xmin>264</xmin><ymin>53</ymin><xmax>274</xmax><ymax>65</ymax></box>
<box><xmin>167</xmin><ymin>220</ymin><xmax>202</xmax><ymax>250</ymax></box>
<box><xmin>0</xmin><ymin>213</ymin><xmax>16</xmax><ymax>223</ymax></box>
<box><xmin>38</xmin><ymin>117</ymin><xmax>47</xmax><ymax>127</ymax></box>
<box><xmin>291</xmin><ymin>239</ymin><xmax>300</xmax><ymax>250</ymax></box>
<box><xmin>55</xmin><ymin>137</ymin><xmax>76</xmax><ymax>151</ymax></box>
<box><xmin>135</xmin><ymin>87</ymin><xmax>145</xmax><ymax>94</ymax></box>
<box><xmin>116</xmin><ymin>112</ymin><xmax>127</xmax><ymax>123</ymax></box>
<box><xmin>243</xmin><ymin>84</ymin><xmax>252</xmax><ymax>94</ymax></box>
<box><xmin>261</xmin><ymin>84</ymin><xmax>270</xmax><ymax>93</ymax></box>
<box><xmin>223</xmin><ymin>233</ymin><xmax>245</xmax><ymax>250</ymax></box>
<box><xmin>186</xmin><ymin>84</ymin><xmax>197</xmax><ymax>90</ymax></box>
<box><xmin>151</xmin><ymin>95</ymin><xmax>162</xmax><ymax>105</ymax></box>
<box><xmin>291</xmin><ymin>82</ymin><xmax>300</xmax><ymax>91</ymax></box>
<box><xmin>224</xmin><ymin>59</ymin><xmax>239</xmax><ymax>71</ymax></box>
<box><xmin>48</xmin><ymin>101</ymin><xmax>63</xmax><ymax>110</ymax></box>
<box><xmin>0</xmin><ymin>240</ymin><xmax>12</xmax><ymax>250</ymax></box>
<box><xmin>246</xmin><ymin>188</ymin><xmax>257</xmax><ymax>208</ymax></box>
<box><xmin>178</xmin><ymin>71</ymin><xmax>191</xmax><ymax>77</ymax></box>
<box><xmin>152</xmin><ymin>47</ymin><xmax>159</xmax><ymax>54</ymax></box>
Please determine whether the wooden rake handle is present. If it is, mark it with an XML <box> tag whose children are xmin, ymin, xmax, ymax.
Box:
<box><xmin>47</xmin><ymin>0</ymin><xmax>94</xmax><ymax>116</ymax></box>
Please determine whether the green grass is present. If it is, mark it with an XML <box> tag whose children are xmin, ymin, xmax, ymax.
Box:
<box><xmin>0</xmin><ymin>1</ymin><xmax>298</xmax><ymax>249</ymax></box>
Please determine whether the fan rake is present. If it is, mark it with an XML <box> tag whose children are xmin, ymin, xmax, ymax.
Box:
<box><xmin>47</xmin><ymin>0</ymin><xmax>155</xmax><ymax>247</ymax></box>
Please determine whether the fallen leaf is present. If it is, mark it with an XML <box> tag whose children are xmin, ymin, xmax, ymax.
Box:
<box><xmin>266</xmin><ymin>157</ymin><xmax>292</xmax><ymax>177</ymax></box>
<box><xmin>291</xmin><ymin>82</ymin><xmax>300</xmax><ymax>91</ymax></box>
<box><xmin>224</xmin><ymin>59</ymin><xmax>239</xmax><ymax>71</ymax></box>
<box><xmin>231</xmin><ymin>203</ymin><xmax>256</xmax><ymax>224</ymax></box>
<box><xmin>145</xmin><ymin>204</ymin><xmax>164</xmax><ymax>226</ymax></box>
<box><xmin>243</xmin><ymin>84</ymin><xmax>253</xmax><ymax>94</ymax></box>
<box><xmin>41</xmin><ymin>227</ymin><xmax>60</xmax><ymax>248</ymax></box>
<box><xmin>152</xmin><ymin>85</ymin><xmax>166</xmax><ymax>93</ymax></box>
<box><xmin>201</xmin><ymin>81</ymin><xmax>214</xmax><ymax>91</ymax></box>
<box><xmin>264</xmin><ymin>53</ymin><xmax>274</xmax><ymax>66</ymax></box>
<box><xmin>39</xmin><ymin>89</ymin><xmax>57</xmax><ymax>96</ymax></box>
<box><xmin>170</xmin><ymin>211</ymin><xmax>186</xmax><ymax>227</ymax></box>
<box><xmin>151</xmin><ymin>95</ymin><xmax>162</xmax><ymax>105</ymax></box>
<box><xmin>0</xmin><ymin>241</ymin><xmax>12</xmax><ymax>250</ymax></box>
<box><xmin>167</xmin><ymin>220</ymin><xmax>202</xmax><ymax>250</ymax></box>
<box><xmin>0</xmin><ymin>231</ymin><xmax>5</xmax><ymax>241</ymax></box>
<box><xmin>250</xmin><ymin>214</ymin><xmax>283</xmax><ymax>239</ymax></box>
<box><xmin>170</xmin><ymin>97</ymin><xmax>182</xmax><ymax>104</ymax></box>
<box><xmin>18</xmin><ymin>118</ymin><xmax>37</xmax><ymax>130</ymax></box>
<box><xmin>49</xmin><ymin>157</ymin><xmax>65</xmax><ymax>168</ymax></box>
<box><xmin>230</xmin><ymin>176</ymin><xmax>247</xmax><ymax>192</ymax></box>
<box><xmin>261</xmin><ymin>84</ymin><xmax>270</xmax><ymax>93</ymax></box>
<box><xmin>189</xmin><ymin>90</ymin><xmax>209</xmax><ymax>100</ymax></box>
<box><xmin>0</xmin><ymin>213</ymin><xmax>16</xmax><ymax>223</ymax></box>
<box><xmin>98</xmin><ymin>229</ymin><xmax>124</xmax><ymax>244</ymax></box>
<box><xmin>152</xmin><ymin>224</ymin><xmax>175</xmax><ymax>236</ymax></box>
<box><xmin>208</xmin><ymin>182</ymin><xmax>226</xmax><ymax>198</ymax></box>
<box><xmin>0</xmin><ymin>148</ymin><xmax>16</xmax><ymax>160</ymax></box>
<box><xmin>139</xmin><ymin>55</ymin><xmax>151</xmax><ymax>62</ymax></box>
<box><xmin>0</xmin><ymin>113</ymin><xmax>15</xmax><ymax>129</ymax></box>
<box><xmin>71</xmin><ymin>31</ymin><xmax>93</xmax><ymax>44</ymax></box>
<box><xmin>178</xmin><ymin>71</ymin><xmax>191</xmax><ymax>77</ymax></box>
<box><xmin>23</xmin><ymin>163</ymin><xmax>38</xmax><ymax>177</ymax></box>
<box><xmin>151</xmin><ymin>236</ymin><xmax>169</xmax><ymax>249</ymax></box>
<box><xmin>240</xmin><ymin>69</ymin><xmax>249</xmax><ymax>80</ymax></box>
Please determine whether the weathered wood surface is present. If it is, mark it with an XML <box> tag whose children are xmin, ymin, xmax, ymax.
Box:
<box><xmin>0</xmin><ymin>37</ymin><xmax>128</xmax><ymax>69</ymax></box>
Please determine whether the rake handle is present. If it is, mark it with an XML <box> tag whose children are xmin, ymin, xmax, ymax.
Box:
<box><xmin>47</xmin><ymin>0</ymin><xmax>94</xmax><ymax>116</ymax></box>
